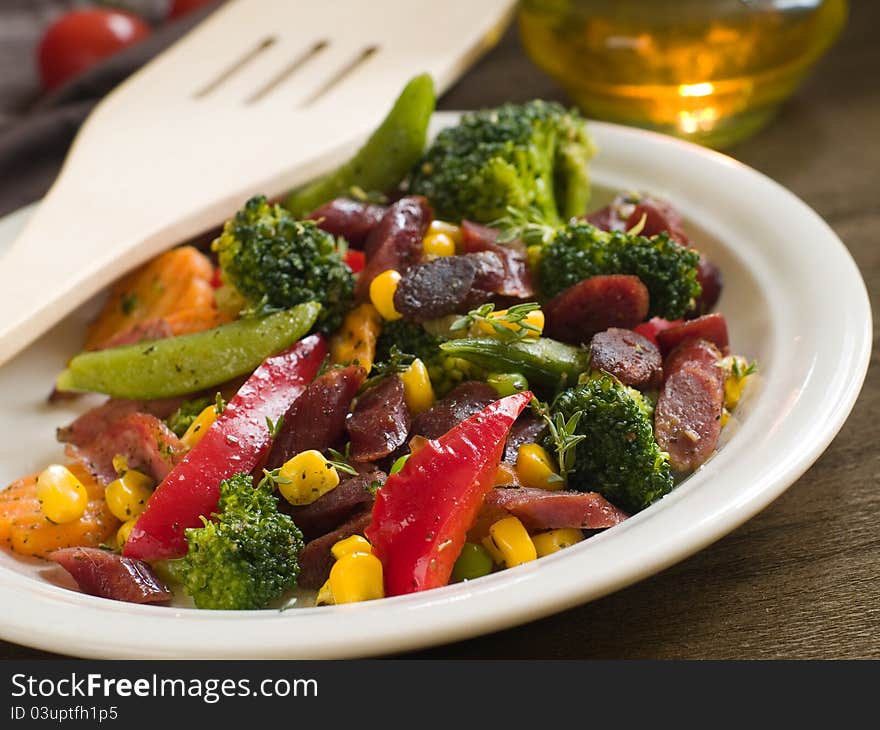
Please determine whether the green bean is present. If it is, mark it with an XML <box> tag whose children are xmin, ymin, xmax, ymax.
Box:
<box><xmin>451</xmin><ymin>543</ymin><xmax>494</xmax><ymax>582</ymax></box>
<box><xmin>285</xmin><ymin>74</ymin><xmax>435</xmax><ymax>217</ymax></box>
<box><xmin>440</xmin><ymin>337</ymin><xmax>590</xmax><ymax>389</ymax></box>
<box><xmin>55</xmin><ymin>302</ymin><xmax>320</xmax><ymax>400</ymax></box>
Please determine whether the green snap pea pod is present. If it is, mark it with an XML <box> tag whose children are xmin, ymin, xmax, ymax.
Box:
<box><xmin>55</xmin><ymin>302</ymin><xmax>320</xmax><ymax>400</ymax></box>
<box><xmin>285</xmin><ymin>74</ymin><xmax>435</xmax><ymax>217</ymax></box>
<box><xmin>487</xmin><ymin>372</ymin><xmax>530</xmax><ymax>397</ymax></box>
<box><xmin>440</xmin><ymin>337</ymin><xmax>591</xmax><ymax>389</ymax></box>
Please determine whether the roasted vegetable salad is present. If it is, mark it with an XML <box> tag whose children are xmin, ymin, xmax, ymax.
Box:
<box><xmin>2</xmin><ymin>76</ymin><xmax>755</xmax><ymax>610</ymax></box>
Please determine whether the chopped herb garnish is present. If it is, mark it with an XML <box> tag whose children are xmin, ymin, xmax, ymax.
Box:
<box><xmin>120</xmin><ymin>293</ymin><xmax>138</xmax><ymax>316</ymax></box>
<box><xmin>450</xmin><ymin>302</ymin><xmax>542</xmax><ymax>342</ymax></box>
<box><xmin>266</xmin><ymin>415</ymin><xmax>284</xmax><ymax>440</ymax></box>
<box><xmin>327</xmin><ymin>444</ymin><xmax>358</xmax><ymax>476</ymax></box>
<box><xmin>531</xmin><ymin>398</ymin><xmax>586</xmax><ymax>484</ymax></box>
<box><xmin>731</xmin><ymin>358</ymin><xmax>758</xmax><ymax>380</ymax></box>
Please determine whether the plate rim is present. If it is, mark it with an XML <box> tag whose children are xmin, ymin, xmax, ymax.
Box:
<box><xmin>0</xmin><ymin>113</ymin><xmax>872</xmax><ymax>659</ymax></box>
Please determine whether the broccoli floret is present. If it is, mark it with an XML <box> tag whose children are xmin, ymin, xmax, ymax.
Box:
<box><xmin>376</xmin><ymin>319</ymin><xmax>444</xmax><ymax>365</ymax></box>
<box><xmin>212</xmin><ymin>195</ymin><xmax>354</xmax><ymax>332</ymax></box>
<box><xmin>408</xmin><ymin>100</ymin><xmax>595</xmax><ymax>225</ymax></box>
<box><xmin>165</xmin><ymin>396</ymin><xmax>212</xmax><ymax>437</ymax></box>
<box><xmin>375</xmin><ymin>319</ymin><xmax>482</xmax><ymax>396</ymax></box>
<box><xmin>167</xmin><ymin>473</ymin><xmax>303</xmax><ymax>610</ymax></box>
<box><xmin>549</xmin><ymin>372</ymin><xmax>673</xmax><ymax>514</ymax></box>
<box><xmin>538</xmin><ymin>221</ymin><xmax>701</xmax><ymax>319</ymax></box>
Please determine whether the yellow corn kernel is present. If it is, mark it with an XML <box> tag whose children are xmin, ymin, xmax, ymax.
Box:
<box><xmin>726</xmin><ymin>375</ymin><xmax>742</xmax><ymax>409</ymax></box>
<box><xmin>35</xmin><ymin>465</ymin><xmax>89</xmax><ymax>524</ymax></box>
<box><xmin>105</xmin><ymin>469</ymin><xmax>154</xmax><ymax>522</ymax></box>
<box><xmin>400</xmin><ymin>358</ymin><xmax>435</xmax><ymax>415</ymax></box>
<box><xmin>494</xmin><ymin>462</ymin><xmax>518</xmax><ymax>486</ymax></box>
<box><xmin>481</xmin><ymin>535</ymin><xmax>505</xmax><ymax>564</ymax></box>
<box><xmin>721</xmin><ymin>408</ymin><xmax>730</xmax><ymax>428</ymax></box>
<box><xmin>328</xmin><ymin>552</ymin><xmax>385</xmax><ymax>604</ymax></box>
<box><xmin>427</xmin><ymin>219</ymin><xmax>462</xmax><ymax>245</ymax></box>
<box><xmin>315</xmin><ymin>579</ymin><xmax>334</xmax><ymax>606</ymax></box>
<box><xmin>526</xmin><ymin>244</ymin><xmax>542</xmax><ymax>270</ymax></box>
<box><xmin>277</xmin><ymin>450</ymin><xmax>340</xmax><ymax>506</ymax></box>
<box><xmin>331</xmin><ymin>534</ymin><xmax>373</xmax><ymax>560</ymax></box>
<box><xmin>117</xmin><ymin>518</ymin><xmax>138</xmax><ymax>548</ymax></box>
<box><xmin>485</xmin><ymin>516</ymin><xmax>537</xmax><ymax>568</ymax></box>
<box><xmin>369</xmin><ymin>269</ymin><xmax>403</xmax><ymax>321</ymax></box>
<box><xmin>330</xmin><ymin>301</ymin><xmax>382</xmax><ymax>373</ymax></box>
<box><xmin>532</xmin><ymin>528</ymin><xmax>585</xmax><ymax>558</ymax></box>
<box><xmin>181</xmin><ymin>404</ymin><xmax>217</xmax><ymax>448</ymax></box>
<box><xmin>477</xmin><ymin>309</ymin><xmax>544</xmax><ymax>338</ymax></box>
<box><xmin>516</xmin><ymin>443</ymin><xmax>563</xmax><ymax>491</ymax></box>
<box><xmin>725</xmin><ymin>379</ymin><xmax>745</xmax><ymax>410</ymax></box>
<box><xmin>111</xmin><ymin>454</ymin><xmax>129</xmax><ymax>476</ymax></box>
<box><xmin>422</xmin><ymin>232</ymin><xmax>456</xmax><ymax>257</ymax></box>
<box><xmin>719</xmin><ymin>355</ymin><xmax>757</xmax><ymax>411</ymax></box>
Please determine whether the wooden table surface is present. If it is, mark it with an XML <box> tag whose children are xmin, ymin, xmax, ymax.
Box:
<box><xmin>2</xmin><ymin>2</ymin><xmax>877</xmax><ymax>660</ymax></box>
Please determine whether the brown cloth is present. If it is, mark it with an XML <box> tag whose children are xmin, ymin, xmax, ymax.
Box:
<box><xmin>0</xmin><ymin>1</ymin><xmax>217</xmax><ymax>217</ymax></box>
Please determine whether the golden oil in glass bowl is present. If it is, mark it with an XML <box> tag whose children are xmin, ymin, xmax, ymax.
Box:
<box><xmin>518</xmin><ymin>0</ymin><xmax>847</xmax><ymax>148</ymax></box>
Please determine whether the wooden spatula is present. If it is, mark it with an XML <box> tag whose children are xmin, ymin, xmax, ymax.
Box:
<box><xmin>0</xmin><ymin>0</ymin><xmax>515</xmax><ymax>367</ymax></box>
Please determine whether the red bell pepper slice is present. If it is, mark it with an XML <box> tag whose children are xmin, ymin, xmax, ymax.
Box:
<box><xmin>344</xmin><ymin>249</ymin><xmax>366</xmax><ymax>274</ymax></box>
<box><xmin>633</xmin><ymin>316</ymin><xmax>682</xmax><ymax>347</ymax></box>
<box><xmin>365</xmin><ymin>390</ymin><xmax>532</xmax><ymax>596</ymax></box>
<box><xmin>124</xmin><ymin>334</ymin><xmax>326</xmax><ymax>561</ymax></box>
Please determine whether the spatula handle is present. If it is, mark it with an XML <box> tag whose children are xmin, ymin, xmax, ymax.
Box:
<box><xmin>0</xmin><ymin>184</ymin><xmax>198</xmax><ymax>368</ymax></box>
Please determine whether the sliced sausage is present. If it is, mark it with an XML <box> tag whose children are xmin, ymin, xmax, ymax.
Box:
<box><xmin>265</xmin><ymin>365</ymin><xmax>365</xmax><ymax>470</ymax></box>
<box><xmin>469</xmin><ymin>487</ymin><xmax>629</xmax><ymax>539</ymax></box>
<box><xmin>57</xmin><ymin>397</ymin><xmax>182</xmax><ymax>445</ymax></box>
<box><xmin>64</xmin><ymin>413</ymin><xmax>185</xmax><ymax>485</ymax></box>
<box><xmin>50</xmin><ymin>547</ymin><xmax>171</xmax><ymax>604</ymax></box>
<box><xmin>586</xmin><ymin>193</ymin><xmax>688</xmax><ymax>244</ymax></box>
<box><xmin>461</xmin><ymin>220</ymin><xmax>535</xmax><ymax>298</ymax></box>
<box><xmin>589</xmin><ymin>328</ymin><xmax>663</xmax><ymax>390</ymax></box>
<box><xmin>688</xmin><ymin>254</ymin><xmax>723</xmax><ymax>318</ymax></box>
<box><xmin>410</xmin><ymin>381</ymin><xmax>498</xmax><ymax>440</ymax></box>
<box><xmin>503</xmin><ymin>414</ymin><xmax>548</xmax><ymax>464</ymax></box>
<box><xmin>98</xmin><ymin>318</ymin><xmax>174</xmax><ymax>349</ymax></box>
<box><xmin>286</xmin><ymin>469</ymin><xmax>383</xmax><ymax>542</ymax></box>
<box><xmin>307</xmin><ymin>198</ymin><xmax>387</xmax><ymax>248</ymax></box>
<box><xmin>655</xmin><ymin>363</ymin><xmax>724</xmax><ymax>473</ymax></box>
<box><xmin>298</xmin><ymin>511</ymin><xmax>373</xmax><ymax>590</ymax></box>
<box><xmin>625</xmin><ymin>196</ymin><xmax>689</xmax><ymax>245</ymax></box>
<box><xmin>544</xmin><ymin>275</ymin><xmax>650</xmax><ymax>345</ymax></box>
<box><xmin>393</xmin><ymin>252</ymin><xmax>505</xmax><ymax>322</ymax></box>
<box><xmin>585</xmin><ymin>192</ymin><xmax>636</xmax><ymax>232</ymax></box>
<box><xmin>663</xmin><ymin>338</ymin><xmax>724</xmax><ymax>386</ymax></box>
<box><xmin>356</xmin><ymin>196</ymin><xmax>432</xmax><ymax>300</ymax></box>
<box><xmin>347</xmin><ymin>375</ymin><xmax>411</xmax><ymax>462</ymax></box>
<box><xmin>586</xmin><ymin>204</ymin><xmax>626</xmax><ymax>232</ymax></box>
<box><xmin>656</xmin><ymin>312</ymin><xmax>729</xmax><ymax>355</ymax></box>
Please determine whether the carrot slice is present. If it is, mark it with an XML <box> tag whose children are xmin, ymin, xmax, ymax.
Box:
<box><xmin>85</xmin><ymin>246</ymin><xmax>217</xmax><ymax>350</ymax></box>
<box><xmin>0</xmin><ymin>465</ymin><xmax>119</xmax><ymax>558</ymax></box>
<box><xmin>165</xmin><ymin>305</ymin><xmax>230</xmax><ymax>336</ymax></box>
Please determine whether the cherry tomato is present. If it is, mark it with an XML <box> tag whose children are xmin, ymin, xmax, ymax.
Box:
<box><xmin>633</xmin><ymin>317</ymin><xmax>682</xmax><ymax>347</ymax></box>
<box><xmin>344</xmin><ymin>249</ymin><xmax>366</xmax><ymax>274</ymax></box>
<box><xmin>37</xmin><ymin>9</ymin><xmax>152</xmax><ymax>91</ymax></box>
<box><xmin>168</xmin><ymin>0</ymin><xmax>217</xmax><ymax>20</ymax></box>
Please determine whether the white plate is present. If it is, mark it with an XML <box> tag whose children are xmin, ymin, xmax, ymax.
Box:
<box><xmin>0</xmin><ymin>114</ymin><xmax>871</xmax><ymax>659</ymax></box>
